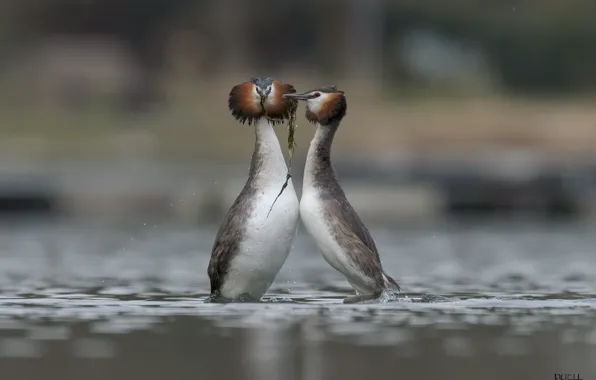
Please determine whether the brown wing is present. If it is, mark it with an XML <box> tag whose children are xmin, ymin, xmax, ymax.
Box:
<box><xmin>323</xmin><ymin>195</ymin><xmax>381</xmax><ymax>259</ymax></box>
<box><xmin>207</xmin><ymin>186</ymin><xmax>253</xmax><ymax>295</ymax></box>
<box><xmin>207</xmin><ymin>218</ymin><xmax>239</xmax><ymax>295</ymax></box>
<box><xmin>321</xmin><ymin>197</ymin><xmax>384</xmax><ymax>284</ymax></box>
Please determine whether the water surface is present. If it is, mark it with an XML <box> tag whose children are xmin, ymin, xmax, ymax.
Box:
<box><xmin>0</xmin><ymin>220</ymin><xmax>595</xmax><ymax>380</ymax></box>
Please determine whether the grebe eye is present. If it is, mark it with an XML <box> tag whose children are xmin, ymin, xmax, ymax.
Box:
<box><xmin>313</xmin><ymin>92</ymin><xmax>321</xmax><ymax>98</ymax></box>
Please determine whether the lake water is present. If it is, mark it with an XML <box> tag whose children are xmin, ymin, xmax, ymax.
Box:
<box><xmin>0</xmin><ymin>219</ymin><xmax>595</xmax><ymax>380</ymax></box>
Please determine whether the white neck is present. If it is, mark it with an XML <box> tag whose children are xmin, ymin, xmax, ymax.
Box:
<box><xmin>303</xmin><ymin>124</ymin><xmax>328</xmax><ymax>190</ymax></box>
<box><xmin>252</xmin><ymin>118</ymin><xmax>289</xmax><ymax>184</ymax></box>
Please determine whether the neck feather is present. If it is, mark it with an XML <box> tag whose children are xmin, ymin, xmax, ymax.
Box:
<box><xmin>303</xmin><ymin>122</ymin><xmax>338</xmax><ymax>189</ymax></box>
<box><xmin>248</xmin><ymin>118</ymin><xmax>288</xmax><ymax>183</ymax></box>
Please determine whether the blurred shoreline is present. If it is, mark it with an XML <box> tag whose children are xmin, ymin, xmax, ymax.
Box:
<box><xmin>2</xmin><ymin>85</ymin><xmax>596</xmax><ymax>161</ymax></box>
<box><xmin>1</xmin><ymin>156</ymin><xmax>595</xmax><ymax>224</ymax></box>
<box><xmin>2</xmin><ymin>80</ymin><xmax>596</xmax><ymax>223</ymax></box>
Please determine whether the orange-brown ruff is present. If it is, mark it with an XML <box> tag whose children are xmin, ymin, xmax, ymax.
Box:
<box><xmin>228</xmin><ymin>78</ymin><xmax>297</xmax><ymax>126</ymax></box>
<box><xmin>303</xmin><ymin>87</ymin><xmax>347</xmax><ymax>126</ymax></box>
<box><xmin>283</xmin><ymin>86</ymin><xmax>400</xmax><ymax>304</ymax></box>
<box><xmin>208</xmin><ymin>77</ymin><xmax>300</xmax><ymax>302</ymax></box>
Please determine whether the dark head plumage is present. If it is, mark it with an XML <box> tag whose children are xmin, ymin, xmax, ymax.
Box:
<box><xmin>228</xmin><ymin>77</ymin><xmax>298</xmax><ymax>126</ymax></box>
<box><xmin>282</xmin><ymin>86</ymin><xmax>346</xmax><ymax>126</ymax></box>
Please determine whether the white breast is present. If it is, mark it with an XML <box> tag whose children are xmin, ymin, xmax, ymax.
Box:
<box><xmin>299</xmin><ymin>126</ymin><xmax>351</xmax><ymax>277</ymax></box>
<box><xmin>221</xmin><ymin>180</ymin><xmax>299</xmax><ymax>299</ymax></box>
<box><xmin>300</xmin><ymin>190</ymin><xmax>346</xmax><ymax>271</ymax></box>
<box><xmin>220</xmin><ymin>119</ymin><xmax>300</xmax><ymax>300</ymax></box>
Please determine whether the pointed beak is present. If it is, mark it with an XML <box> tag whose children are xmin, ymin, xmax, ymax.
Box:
<box><xmin>282</xmin><ymin>92</ymin><xmax>312</xmax><ymax>101</ymax></box>
<box><xmin>256</xmin><ymin>89</ymin><xmax>266</xmax><ymax>101</ymax></box>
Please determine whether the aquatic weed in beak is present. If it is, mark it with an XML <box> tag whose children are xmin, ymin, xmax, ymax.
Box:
<box><xmin>266</xmin><ymin>93</ymin><xmax>299</xmax><ymax>217</ymax></box>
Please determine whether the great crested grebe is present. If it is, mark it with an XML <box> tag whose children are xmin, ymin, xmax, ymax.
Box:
<box><xmin>208</xmin><ymin>77</ymin><xmax>299</xmax><ymax>302</ymax></box>
<box><xmin>283</xmin><ymin>87</ymin><xmax>400</xmax><ymax>303</ymax></box>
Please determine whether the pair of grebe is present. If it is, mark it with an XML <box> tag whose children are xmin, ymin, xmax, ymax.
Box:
<box><xmin>207</xmin><ymin>77</ymin><xmax>400</xmax><ymax>303</ymax></box>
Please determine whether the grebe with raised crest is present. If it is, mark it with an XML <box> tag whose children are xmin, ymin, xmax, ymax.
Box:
<box><xmin>283</xmin><ymin>87</ymin><xmax>401</xmax><ymax>303</ymax></box>
<box><xmin>207</xmin><ymin>77</ymin><xmax>300</xmax><ymax>302</ymax></box>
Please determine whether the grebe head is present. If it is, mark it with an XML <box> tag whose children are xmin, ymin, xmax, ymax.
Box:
<box><xmin>228</xmin><ymin>77</ymin><xmax>297</xmax><ymax>126</ymax></box>
<box><xmin>282</xmin><ymin>86</ymin><xmax>346</xmax><ymax>126</ymax></box>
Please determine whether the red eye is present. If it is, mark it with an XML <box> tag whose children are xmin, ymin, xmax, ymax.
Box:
<box><xmin>313</xmin><ymin>93</ymin><xmax>321</xmax><ymax>98</ymax></box>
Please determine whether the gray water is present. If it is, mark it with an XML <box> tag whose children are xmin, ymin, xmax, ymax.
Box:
<box><xmin>0</xmin><ymin>219</ymin><xmax>595</xmax><ymax>380</ymax></box>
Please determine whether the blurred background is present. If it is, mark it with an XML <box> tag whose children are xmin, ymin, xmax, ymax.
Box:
<box><xmin>1</xmin><ymin>0</ymin><xmax>596</xmax><ymax>222</ymax></box>
<box><xmin>1</xmin><ymin>1</ymin><xmax>596</xmax><ymax>380</ymax></box>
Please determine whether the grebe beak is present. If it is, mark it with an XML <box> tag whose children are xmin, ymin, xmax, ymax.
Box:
<box><xmin>256</xmin><ymin>87</ymin><xmax>271</xmax><ymax>101</ymax></box>
<box><xmin>282</xmin><ymin>92</ymin><xmax>315</xmax><ymax>101</ymax></box>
